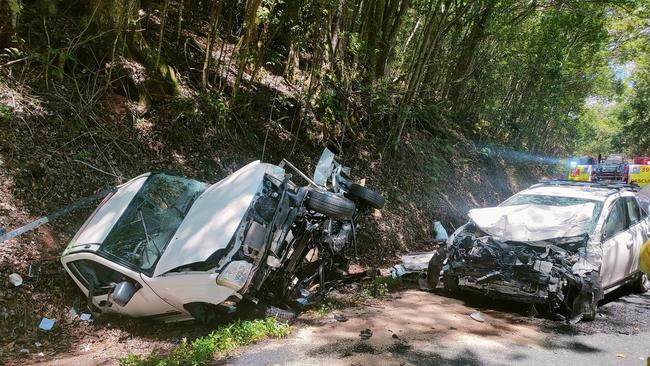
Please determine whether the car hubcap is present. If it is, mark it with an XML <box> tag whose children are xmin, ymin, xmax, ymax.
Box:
<box><xmin>642</xmin><ymin>274</ymin><xmax>650</xmax><ymax>292</ymax></box>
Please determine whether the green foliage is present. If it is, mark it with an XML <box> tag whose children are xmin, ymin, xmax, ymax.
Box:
<box><xmin>0</xmin><ymin>103</ymin><xmax>13</xmax><ymax>122</ymax></box>
<box><xmin>119</xmin><ymin>318</ymin><xmax>291</xmax><ymax>366</ymax></box>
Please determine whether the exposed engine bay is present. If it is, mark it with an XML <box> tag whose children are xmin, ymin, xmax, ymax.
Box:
<box><xmin>439</xmin><ymin>222</ymin><xmax>603</xmax><ymax>323</ymax></box>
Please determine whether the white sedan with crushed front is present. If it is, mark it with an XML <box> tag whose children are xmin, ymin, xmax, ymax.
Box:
<box><xmin>429</xmin><ymin>181</ymin><xmax>650</xmax><ymax>322</ymax></box>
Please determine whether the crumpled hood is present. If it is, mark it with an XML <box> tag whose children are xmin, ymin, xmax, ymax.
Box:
<box><xmin>468</xmin><ymin>203</ymin><xmax>596</xmax><ymax>242</ymax></box>
<box><xmin>153</xmin><ymin>161</ymin><xmax>285</xmax><ymax>276</ymax></box>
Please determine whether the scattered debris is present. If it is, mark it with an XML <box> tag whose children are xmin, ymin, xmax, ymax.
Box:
<box><xmin>616</xmin><ymin>354</ymin><xmax>625</xmax><ymax>359</ymax></box>
<box><xmin>34</xmin><ymin>342</ymin><xmax>42</xmax><ymax>348</ymax></box>
<box><xmin>334</xmin><ymin>314</ymin><xmax>348</xmax><ymax>322</ymax></box>
<box><xmin>38</xmin><ymin>317</ymin><xmax>55</xmax><ymax>331</ymax></box>
<box><xmin>390</xmin><ymin>252</ymin><xmax>436</xmax><ymax>278</ymax></box>
<box><xmin>8</xmin><ymin>273</ymin><xmax>22</xmax><ymax>287</ymax></box>
<box><xmin>27</xmin><ymin>265</ymin><xmax>40</xmax><ymax>280</ymax></box>
<box><xmin>359</xmin><ymin>329</ymin><xmax>373</xmax><ymax>340</ymax></box>
<box><xmin>79</xmin><ymin>313</ymin><xmax>92</xmax><ymax>322</ymax></box>
<box><xmin>19</xmin><ymin>348</ymin><xmax>29</xmax><ymax>354</ymax></box>
<box><xmin>433</xmin><ymin>221</ymin><xmax>449</xmax><ymax>241</ymax></box>
<box><xmin>470</xmin><ymin>311</ymin><xmax>485</xmax><ymax>323</ymax></box>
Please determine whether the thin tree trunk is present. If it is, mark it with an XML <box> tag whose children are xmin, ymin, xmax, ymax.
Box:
<box><xmin>202</xmin><ymin>1</ymin><xmax>222</xmax><ymax>90</ymax></box>
<box><xmin>155</xmin><ymin>0</ymin><xmax>170</xmax><ymax>69</ymax></box>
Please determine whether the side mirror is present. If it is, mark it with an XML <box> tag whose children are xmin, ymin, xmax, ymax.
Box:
<box><xmin>111</xmin><ymin>281</ymin><xmax>137</xmax><ymax>307</ymax></box>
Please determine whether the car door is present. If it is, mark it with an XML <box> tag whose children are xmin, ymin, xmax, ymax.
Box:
<box><xmin>600</xmin><ymin>198</ymin><xmax>633</xmax><ymax>288</ymax></box>
<box><xmin>625</xmin><ymin>197</ymin><xmax>650</xmax><ymax>276</ymax></box>
<box><xmin>64</xmin><ymin>254</ymin><xmax>181</xmax><ymax>318</ymax></box>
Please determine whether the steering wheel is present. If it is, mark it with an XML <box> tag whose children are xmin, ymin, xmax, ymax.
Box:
<box><xmin>131</xmin><ymin>235</ymin><xmax>160</xmax><ymax>268</ymax></box>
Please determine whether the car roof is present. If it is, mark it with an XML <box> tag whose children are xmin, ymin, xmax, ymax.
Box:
<box><xmin>517</xmin><ymin>185</ymin><xmax>618</xmax><ymax>202</ymax></box>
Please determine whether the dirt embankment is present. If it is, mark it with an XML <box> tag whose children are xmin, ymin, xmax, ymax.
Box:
<box><xmin>0</xmin><ymin>63</ymin><xmax>546</xmax><ymax>363</ymax></box>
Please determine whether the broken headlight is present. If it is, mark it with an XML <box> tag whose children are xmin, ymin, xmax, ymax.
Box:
<box><xmin>217</xmin><ymin>260</ymin><xmax>253</xmax><ymax>291</ymax></box>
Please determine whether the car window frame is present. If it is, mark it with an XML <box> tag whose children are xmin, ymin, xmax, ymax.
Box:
<box><xmin>602</xmin><ymin>197</ymin><xmax>630</xmax><ymax>241</ymax></box>
<box><xmin>67</xmin><ymin>259</ymin><xmax>134</xmax><ymax>295</ymax></box>
<box><xmin>624</xmin><ymin>197</ymin><xmax>642</xmax><ymax>226</ymax></box>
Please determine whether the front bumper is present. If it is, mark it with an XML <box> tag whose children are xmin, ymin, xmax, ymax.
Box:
<box><xmin>457</xmin><ymin>276</ymin><xmax>552</xmax><ymax>304</ymax></box>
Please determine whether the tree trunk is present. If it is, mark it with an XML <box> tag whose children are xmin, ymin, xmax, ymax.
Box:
<box><xmin>233</xmin><ymin>0</ymin><xmax>263</xmax><ymax>97</ymax></box>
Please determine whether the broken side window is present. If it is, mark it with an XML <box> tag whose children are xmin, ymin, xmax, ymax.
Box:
<box><xmin>603</xmin><ymin>199</ymin><xmax>628</xmax><ymax>240</ymax></box>
<box><xmin>68</xmin><ymin>260</ymin><xmax>126</xmax><ymax>295</ymax></box>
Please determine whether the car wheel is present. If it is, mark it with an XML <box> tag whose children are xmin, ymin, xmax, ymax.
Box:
<box><xmin>345</xmin><ymin>184</ymin><xmax>385</xmax><ymax>209</ymax></box>
<box><xmin>574</xmin><ymin>289</ymin><xmax>598</xmax><ymax>322</ymax></box>
<box><xmin>632</xmin><ymin>273</ymin><xmax>650</xmax><ymax>293</ymax></box>
<box><xmin>426</xmin><ymin>248</ymin><xmax>447</xmax><ymax>289</ymax></box>
<box><xmin>443</xmin><ymin>275</ymin><xmax>459</xmax><ymax>295</ymax></box>
<box><xmin>305</xmin><ymin>189</ymin><xmax>356</xmax><ymax>220</ymax></box>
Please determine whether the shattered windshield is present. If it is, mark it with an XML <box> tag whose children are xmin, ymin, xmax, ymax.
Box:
<box><xmin>99</xmin><ymin>174</ymin><xmax>206</xmax><ymax>274</ymax></box>
<box><xmin>500</xmin><ymin>194</ymin><xmax>604</xmax><ymax>230</ymax></box>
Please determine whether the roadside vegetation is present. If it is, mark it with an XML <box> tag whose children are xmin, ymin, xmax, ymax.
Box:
<box><xmin>119</xmin><ymin>317</ymin><xmax>291</xmax><ymax>366</ymax></box>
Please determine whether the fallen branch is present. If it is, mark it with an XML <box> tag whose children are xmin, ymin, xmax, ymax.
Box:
<box><xmin>73</xmin><ymin>159</ymin><xmax>121</xmax><ymax>179</ymax></box>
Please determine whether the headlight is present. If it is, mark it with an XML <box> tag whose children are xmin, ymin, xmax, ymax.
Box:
<box><xmin>217</xmin><ymin>260</ymin><xmax>253</xmax><ymax>291</ymax></box>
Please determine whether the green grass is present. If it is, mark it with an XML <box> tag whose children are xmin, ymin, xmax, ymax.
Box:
<box><xmin>119</xmin><ymin>317</ymin><xmax>291</xmax><ymax>366</ymax></box>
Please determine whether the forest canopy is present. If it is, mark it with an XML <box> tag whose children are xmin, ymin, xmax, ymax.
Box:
<box><xmin>1</xmin><ymin>0</ymin><xmax>649</xmax><ymax>158</ymax></box>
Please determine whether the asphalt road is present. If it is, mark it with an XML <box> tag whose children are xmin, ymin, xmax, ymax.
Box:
<box><xmin>226</xmin><ymin>287</ymin><xmax>650</xmax><ymax>366</ymax></box>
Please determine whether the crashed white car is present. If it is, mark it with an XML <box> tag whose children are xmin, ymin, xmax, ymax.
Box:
<box><xmin>428</xmin><ymin>180</ymin><xmax>650</xmax><ymax>322</ymax></box>
<box><xmin>61</xmin><ymin>151</ymin><xmax>384</xmax><ymax>322</ymax></box>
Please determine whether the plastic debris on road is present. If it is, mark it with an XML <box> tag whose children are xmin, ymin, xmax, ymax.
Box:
<box><xmin>38</xmin><ymin>317</ymin><xmax>55</xmax><ymax>331</ymax></box>
<box><xmin>470</xmin><ymin>311</ymin><xmax>485</xmax><ymax>323</ymax></box>
<box><xmin>9</xmin><ymin>273</ymin><xmax>23</xmax><ymax>287</ymax></box>
<box><xmin>390</xmin><ymin>252</ymin><xmax>436</xmax><ymax>278</ymax></box>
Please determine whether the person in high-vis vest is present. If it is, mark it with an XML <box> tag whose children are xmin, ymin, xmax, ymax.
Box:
<box><xmin>641</xmin><ymin>239</ymin><xmax>650</xmax><ymax>275</ymax></box>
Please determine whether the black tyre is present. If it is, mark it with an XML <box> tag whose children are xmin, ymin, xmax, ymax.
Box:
<box><xmin>426</xmin><ymin>249</ymin><xmax>446</xmax><ymax>289</ymax></box>
<box><xmin>443</xmin><ymin>275</ymin><xmax>459</xmax><ymax>295</ymax></box>
<box><xmin>632</xmin><ymin>273</ymin><xmax>650</xmax><ymax>294</ymax></box>
<box><xmin>346</xmin><ymin>184</ymin><xmax>385</xmax><ymax>209</ymax></box>
<box><xmin>305</xmin><ymin>189</ymin><xmax>356</xmax><ymax>220</ymax></box>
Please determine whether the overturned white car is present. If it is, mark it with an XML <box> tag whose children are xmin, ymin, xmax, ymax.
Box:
<box><xmin>428</xmin><ymin>180</ymin><xmax>650</xmax><ymax>322</ymax></box>
<box><xmin>61</xmin><ymin>150</ymin><xmax>384</xmax><ymax>322</ymax></box>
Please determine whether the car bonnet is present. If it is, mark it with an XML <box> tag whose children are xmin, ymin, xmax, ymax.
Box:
<box><xmin>153</xmin><ymin>161</ymin><xmax>285</xmax><ymax>277</ymax></box>
<box><xmin>468</xmin><ymin>202</ymin><xmax>596</xmax><ymax>242</ymax></box>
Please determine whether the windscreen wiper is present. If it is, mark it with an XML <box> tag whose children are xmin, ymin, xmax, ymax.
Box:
<box><xmin>139</xmin><ymin>209</ymin><xmax>162</xmax><ymax>258</ymax></box>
